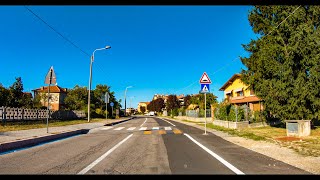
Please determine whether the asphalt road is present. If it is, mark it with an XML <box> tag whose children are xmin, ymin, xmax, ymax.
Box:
<box><xmin>0</xmin><ymin>116</ymin><xmax>310</xmax><ymax>174</ymax></box>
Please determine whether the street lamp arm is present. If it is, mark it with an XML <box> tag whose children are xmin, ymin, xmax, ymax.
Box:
<box><xmin>87</xmin><ymin>45</ymin><xmax>111</xmax><ymax>122</ymax></box>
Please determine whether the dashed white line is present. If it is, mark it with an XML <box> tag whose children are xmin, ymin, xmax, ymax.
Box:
<box><xmin>114</xmin><ymin>127</ymin><xmax>125</xmax><ymax>131</ymax></box>
<box><xmin>161</xmin><ymin>118</ymin><xmax>176</xmax><ymax>126</ymax></box>
<box><xmin>78</xmin><ymin>133</ymin><xmax>133</xmax><ymax>174</ymax></box>
<box><xmin>164</xmin><ymin>127</ymin><xmax>172</xmax><ymax>131</ymax></box>
<box><xmin>139</xmin><ymin>127</ymin><xmax>147</xmax><ymax>131</ymax></box>
<box><xmin>140</xmin><ymin>118</ymin><xmax>148</xmax><ymax>127</ymax></box>
<box><xmin>184</xmin><ymin>133</ymin><xmax>245</xmax><ymax>175</ymax></box>
<box><xmin>152</xmin><ymin>127</ymin><xmax>159</xmax><ymax>130</ymax></box>
<box><xmin>127</xmin><ymin>127</ymin><xmax>136</xmax><ymax>131</ymax></box>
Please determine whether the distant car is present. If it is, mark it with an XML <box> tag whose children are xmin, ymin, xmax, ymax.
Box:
<box><xmin>149</xmin><ymin>111</ymin><xmax>155</xmax><ymax>116</ymax></box>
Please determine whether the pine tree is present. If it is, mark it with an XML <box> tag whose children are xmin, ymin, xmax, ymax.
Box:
<box><xmin>241</xmin><ymin>6</ymin><xmax>320</xmax><ymax>123</ymax></box>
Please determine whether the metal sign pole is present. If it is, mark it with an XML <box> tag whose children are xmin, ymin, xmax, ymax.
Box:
<box><xmin>47</xmin><ymin>83</ymin><xmax>50</xmax><ymax>133</ymax></box>
<box><xmin>204</xmin><ymin>92</ymin><xmax>207</xmax><ymax>135</ymax></box>
<box><xmin>46</xmin><ymin>69</ymin><xmax>52</xmax><ymax>133</ymax></box>
<box><xmin>44</xmin><ymin>66</ymin><xmax>56</xmax><ymax>134</ymax></box>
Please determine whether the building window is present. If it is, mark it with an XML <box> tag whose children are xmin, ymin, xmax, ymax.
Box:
<box><xmin>237</xmin><ymin>91</ymin><xmax>243</xmax><ymax>97</ymax></box>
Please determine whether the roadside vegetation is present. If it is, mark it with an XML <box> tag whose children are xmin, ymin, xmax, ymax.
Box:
<box><xmin>180</xmin><ymin>119</ymin><xmax>320</xmax><ymax>157</ymax></box>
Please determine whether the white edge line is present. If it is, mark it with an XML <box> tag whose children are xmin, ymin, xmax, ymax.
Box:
<box><xmin>161</xmin><ymin>118</ymin><xmax>176</xmax><ymax>126</ymax></box>
<box><xmin>78</xmin><ymin>134</ymin><xmax>133</xmax><ymax>174</ymax></box>
<box><xmin>140</xmin><ymin>118</ymin><xmax>148</xmax><ymax>127</ymax></box>
<box><xmin>184</xmin><ymin>133</ymin><xmax>245</xmax><ymax>175</ymax></box>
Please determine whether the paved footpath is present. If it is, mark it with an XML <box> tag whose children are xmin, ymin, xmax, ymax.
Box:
<box><xmin>0</xmin><ymin>117</ymin><xmax>132</xmax><ymax>146</ymax></box>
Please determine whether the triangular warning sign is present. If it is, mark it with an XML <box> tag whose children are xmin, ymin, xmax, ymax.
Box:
<box><xmin>199</xmin><ymin>72</ymin><xmax>211</xmax><ymax>84</ymax></box>
<box><xmin>202</xmin><ymin>85</ymin><xmax>209</xmax><ymax>92</ymax></box>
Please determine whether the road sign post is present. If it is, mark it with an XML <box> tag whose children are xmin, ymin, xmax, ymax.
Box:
<box><xmin>110</xmin><ymin>102</ymin><xmax>114</xmax><ymax>121</ymax></box>
<box><xmin>105</xmin><ymin>92</ymin><xmax>110</xmax><ymax>120</ymax></box>
<box><xmin>44</xmin><ymin>66</ymin><xmax>57</xmax><ymax>133</ymax></box>
<box><xmin>199</xmin><ymin>72</ymin><xmax>211</xmax><ymax>135</ymax></box>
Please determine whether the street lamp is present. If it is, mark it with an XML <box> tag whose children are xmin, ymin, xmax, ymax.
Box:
<box><xmin>88</xmin><ymin>45</ymin><xmax>111</xmax><ymax>122</ymax></box>
<box><xmin>124</xmin><ymin>86</ymin><xmax>133</xmax><ymax>116</ymax></box>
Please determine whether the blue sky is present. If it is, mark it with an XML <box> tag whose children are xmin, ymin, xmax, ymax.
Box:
<box><xmin>0</xmin><ymin>5</ymin><xmax>257</xmax><ymax>109</ymax></box>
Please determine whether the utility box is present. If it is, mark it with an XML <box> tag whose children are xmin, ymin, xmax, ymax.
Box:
<box><xmin>285</xmin><ymin>120</ymin><xmax>311</xmax><ymax>137</ymax></box>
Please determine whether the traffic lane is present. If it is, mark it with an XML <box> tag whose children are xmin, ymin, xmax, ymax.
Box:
<box><xmin>0</xmin><ymin>119</ymin><xmax>140</xmax><ymax>174</ymax></box>
<box><xmin>85</xmin><ymin>132</ymin><xmax>171</xmax><ymax>174</ymax></box>
<box><xmin>157</xmin><ymin>118</ymin><xmax>310</xmax><ymax>174</ymax></box>
<box><xmin>153</xmin><ymin>118</ymin><xmax>235</xmax><ymax>174</ymax></box>
<box><xmin>85</xmin><ymin>117</ymin><xmax>171</xmax><ymax>174</ymax></box>
<box><xmin>162</xmin><ymin>133</ymin><xmax>235</xmax><ymax>174</ymax></box>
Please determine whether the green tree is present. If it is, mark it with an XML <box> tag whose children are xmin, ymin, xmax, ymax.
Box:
<box><xmin>140</xmin><ymin>106</ymin><xmax>146</xmax><ymax>114</ymax></box>
<box><xmin>64</xmin><ymin>85</ymin><xmax>88</xmax><ymax>111</ymax></box>
<box><xmin>21</xmin><ymin>93</ymin><xmax>33</xmax><ymax>108</ymax></box>
<box><xmin>147</xmin><ymin>98</ymin><xmax>165</xmax><ymax>113</ymax></box>
<box><xmin>0</xmin><ymin>84</ymin><xmax>10</xmax><ymax>107</ymax></box>
<box><xmin>8</xmin><ymin>77</ymin><xmax>24</xmax><ymax>107</ymax></box>
<box><xmin>166</xmin><ymin>94</ymin><xmax>180</xmax><ymax>112</ymax></box>
<box><xmin>183</xmin><ymin>95</ymin><xmax>192</xmax><ymax>108</ymax></box>
<box><xmin>190</xmin><ymin>93</ymin><xmax>217</xmax><ymax>110</ymax></box>
<box><xmin>240</xmin><ymin>6</ymin><xmax>320</xmax><ymax>122</ymax></box>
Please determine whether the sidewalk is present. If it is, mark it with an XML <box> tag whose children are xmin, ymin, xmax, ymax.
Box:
<box><xmin>0</xmin><ymin>117</ymin><xmax>134</xmax><ymax>153</ymax></box>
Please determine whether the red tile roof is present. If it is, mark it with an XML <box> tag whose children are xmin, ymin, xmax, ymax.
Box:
<box><xmin>32</xmin><ymin>85</ymin><xmax>67</xmax><ymax>93</ymax></box>
<box><xmin>230</xmin><ymin>96</ymin><xmax>261</xmax><ymax>104</ymax></box>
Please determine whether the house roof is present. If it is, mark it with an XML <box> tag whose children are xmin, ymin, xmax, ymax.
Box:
<box><xmin>219</xmin><ymin>74</ymin><xmax>242</xmax><ymax>91</ymax></box>
<box><xmin>139</xmin><ymin>102</ymin><xmax>150</xmax><ymax>105</ymax></box>
<box><xmin>32</xmin><ymin>85</ymin><xmax>67</xmax><ymax>93</ymax></box>
<box><xmin>230</xmin><ymin>95</ymin><xmax>261</xmax><ymax>104</ymax></box>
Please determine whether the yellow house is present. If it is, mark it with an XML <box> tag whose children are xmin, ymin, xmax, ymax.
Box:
<box><xmin>219</xmin><ymin>74</ymin><xmax>263</xmax><ymax>112</ymax></box>
<box><xmin>137</xmin><ymin>102</ymin><xmax>150</xmax><ymax>113</ymax></box>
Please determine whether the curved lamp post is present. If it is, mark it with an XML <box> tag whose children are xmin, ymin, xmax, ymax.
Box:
<box><xmin>88</xmin><ymin>45</ymin><xmax>111</xmax><ymax>122</ymax></box>
<box><xmin>124</xmin><ymin>86</ymin><xmax>133</xmax><ymax>116</ymax></box>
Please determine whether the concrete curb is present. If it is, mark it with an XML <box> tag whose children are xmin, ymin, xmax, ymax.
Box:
<box><xmin>0</xmin><ymin>117</ymin><xmax>136</xmax><ymax>154</ymax></box>
<box><xmin>104</xmin><ymin>117</ymin><xmax>135</xmax><ymax>126</ymax></box>
<box><xmin>0</xmin><ymin>129</ymin><xmax>89</xmax><ymax>154</ymax></box>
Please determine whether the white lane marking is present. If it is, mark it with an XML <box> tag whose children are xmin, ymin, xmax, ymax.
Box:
<box><xmin>127</xmin><ymin>127</ymin><xmax>136</xmax><ymax>131</ymax></box>
<box><xmin>152</xmin><ymin>127</ymin><xmax>159</xmax><ymax>130</ymax></box>
<box><xmin>101</xmin><ymin>127</ymin><xmax>113</xmax><ymax>130</ymax></box>
<box><xmin>114</xmin><ymin>127</ymin><xmax>125</xmax><ymax>131</ymax></box>
<box><xmin>78</xmin><ymin>134</ymin><xmax>133</xmax><ymax>174</ymax></box>
<box><xmin>140</xmin><ymin>118</ymin><xmax>148</xmax><ymax>127</ymax></box>
<box><xmin>161</xmin><ymin>118</ymin><xmax>176</xmax><ymax>126</ymax></box>
<box><xmin>184</xmin><ymin>133</ymin><xmax>245</xmax><ymax>175</ymax></box>
<box><xmin>139</xmin><ymin>127</ymin><xmax>147</xmax><ymax>131</ymax></box>
<box><xmin>164</xmin><ymin>127</ymin><xmax>172</xmax><ymax>131</ymax></box>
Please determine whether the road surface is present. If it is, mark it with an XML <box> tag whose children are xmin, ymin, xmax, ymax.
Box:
<box><xmin>0</xmin><ymin>116</ymin><xmax>310</xmax><ymax>174</ymax></box>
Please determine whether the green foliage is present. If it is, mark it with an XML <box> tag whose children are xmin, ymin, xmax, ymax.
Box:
<box><xmin>147</xmin><ymin>98</ymin><xmax>165</xmax><ymax>112</ymax></box>
<box><xmin>184</xmin><ymin>95</ymin><xmax>192</xmax><ymax>107</ymax></box>
<box><xmin>64</xmin><ymin>85</ymin><xmax>88</xmax><ymax>111</ymax></box>
<box><xmin>0</xmin><ymin>84</ymin><xmax>10</xmax><ymax>107</ymax></box>
<box><xmin>214</xmin><ymin>102</ymin><xmax>247</xmax><ymax>121</ymax></box>
<box><xmin>140</xmin><ymin>106</ymin><xmax>146</xmax><ymax>114</ymax></box>
<box><xmin>190</xmin><ymin>93</ymin><xmax>218</xmax><ymax>110</ymax></box>
<box><xmin>64</xmin><ymin>84</ymin><xmax>121</xmax><ymax>118</ymax></box>
<box><xmin>0</xmin><ymin>77</ymin><xmax>33</xmax><ymax>108</ymax></box>
<box><xmin>241</xmin><ymin>6</ymin><xmax>320</xmax><ymax>122</ymax></box>
<box><xmin>166</xmin><ymin>95</ymin><xmax>180</xmax><ymax>111</ymax></box>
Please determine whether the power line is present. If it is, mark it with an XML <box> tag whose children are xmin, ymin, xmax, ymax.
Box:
<box><xmin>24</xmin><ymin>5</ymin><xmax>112</xmax><ymax>88</ymax></box>
<box><xmin>173</xmin><ymin>5</ymin><xmax>302</xmax><ymax>96</ymax></box>
<box><xmin>24</xmin><ymin>6</ymin><xmax>91</xmax><ymax>57</ymax></box>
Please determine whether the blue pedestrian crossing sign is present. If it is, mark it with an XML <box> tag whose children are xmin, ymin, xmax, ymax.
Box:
<box><xmin>201</xmin><ymin>84</ymin><xmax>210</xmax><ymax>93</ymax></box>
